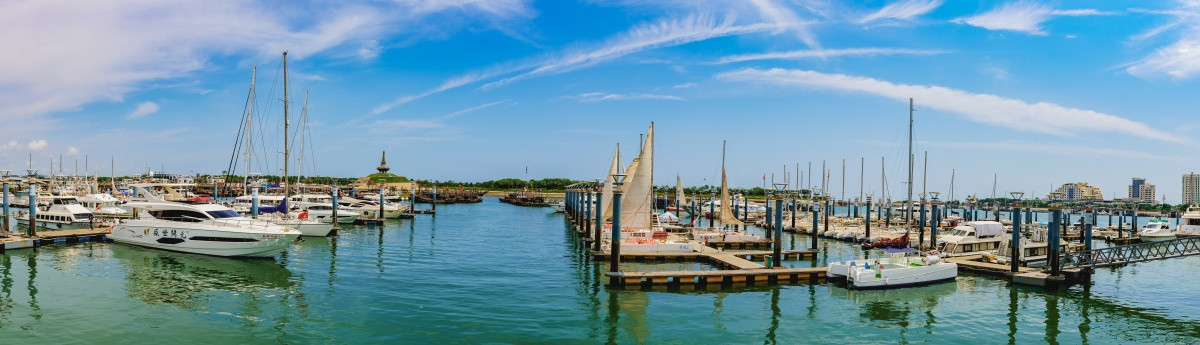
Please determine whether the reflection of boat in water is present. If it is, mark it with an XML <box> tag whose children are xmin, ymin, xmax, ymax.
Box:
<box><xmin>828</xmin><ymin>277</ymin><xmax>958</xmax><ymax>303</ymax></box>
<box><xmin>112</xmin><ymin>246</ymin><xmax>293</xmax><ymax>306</ymax></box>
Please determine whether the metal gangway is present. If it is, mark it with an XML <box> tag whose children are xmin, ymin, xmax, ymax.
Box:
<box><xmin>1060</xmin><ymin>236</ymin><xmax>1200</xmax><ymax>270</ymax></box>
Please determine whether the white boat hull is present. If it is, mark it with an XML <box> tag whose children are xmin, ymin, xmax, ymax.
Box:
<box><xmin>848</xmin><ymin>262</ymin><xmax>957</xmax><ymax>289</ymax></box>
<box><xmin>111</xmin><ymin>221</ymin><xmax>299</xmax><ymax>257</ymax></box>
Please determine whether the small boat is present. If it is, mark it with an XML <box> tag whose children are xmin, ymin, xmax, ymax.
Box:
<box><xmin>936</xmin><ymin>221</ymin><xmax>1005</xmax><ymax>257</ymax></box>
<box><xmin>550</xmin><ymin>200</ymin><xmax>565</xmax><ymax>213</ymax></box>
<box><xmin>845</xmin><ymin>247</ymin><xmax>957</xmax><ymax>289</ymax></box>
<box><xmin>1179</xmin><ymin>206</ymin><xmax>1200</xmax><ymax>236</ymax></box>
<box><xmin>1140</xmin><ymin>219</ymin><xmax>1177</xmax><ymax>242</ymax></box>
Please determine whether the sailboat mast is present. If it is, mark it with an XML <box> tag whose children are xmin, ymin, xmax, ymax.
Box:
<box><xmin>902</xmin><ymin>97</ymin><xmax>912</xmax><ymax>232</ymax></box>
<box><xmin>282</xmin><ymin>51</ymin><xmax>290</xmax><ymax>200</ymax></box>
<box><xmin>298</xmin><ymin>90</ymin><xmax>308</xmax><ymax>187</ymax></box>
<box><xmin>246</xmin><ymin>65</ymin><xmax>255</xmax><ymax>193</ymax></box>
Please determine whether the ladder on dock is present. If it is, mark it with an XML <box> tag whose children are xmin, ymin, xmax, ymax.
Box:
<box><xmin>1060</xmin><ymin>236</ymin><xmax>1200</xmax><ymax>269</ymax></box>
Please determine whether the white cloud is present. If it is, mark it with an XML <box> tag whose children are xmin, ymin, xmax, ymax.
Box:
<box><xmin>0</xmin><ymin>141</ymin><xmax>19</xmax><ymax>151</ymax></box>
<box><xmin>67</xmin><ymin>146</ymin><xmax>79</xmax><ymax>156</ymax></box>
<box><xmin>369</xmin><ymin>14</ymin><xmax>783</xmax><ymax>116</ymax></box>
<box><xmin>125</xmin><ymin>101</ymin><xmax>160</xmax><ymax>119</ymax></box>
<box><xmin>717</xmin><ymin>47</ymin><xmax>947</xmax><ymax>64</ymax></box>
<box><xmin>673</xmin><ymin>82</ymin><xmax>698</xmax><ymax>89</ymax></box>
<box><xmin>26</xmin><ymin>140</ymin><xmax>47</xmax><ymax>151</ymax></box>
<box><xmin>573</xmin><ymin>92</ymin><xmax>684</xmax><ymax>102</ymax></box>
<box><xmin>920</xmin><ymin>140</ymin><xmax>1178</xmax><ymax>161</ymax></box>
<box><xmin>0</xmin><ymin>0</ymin><xmax>536</xmax><ymax>130</ymax></box>
<box><xmin>951</xmin><ymin>1</ymin><xmax>1116</xmax><ymax>35</ymax></box>
<box><xmin>982</xmin><ymin>65</ymin><xmax>1012</xmax><ymax>80</ymax></box>
<box><xmin>857</xmin><ymin>0</ymin><xmax>944</xmax><ymax>24</ymax></box>
<box><xmin>1127</xmin><ymin>2</ymin><xmax>1200</xmax><ymax>79</ymax></box>
<box><xmin>716</xmin><ymin>68</ymin><xmax>1187</xmax><ymax>144</ymax></box>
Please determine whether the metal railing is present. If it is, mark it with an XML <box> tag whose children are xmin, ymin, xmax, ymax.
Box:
<box><xmin>1060</xmin><ymin>236</ymin><xmax>1200</xmax><ymax>269</ymax></box>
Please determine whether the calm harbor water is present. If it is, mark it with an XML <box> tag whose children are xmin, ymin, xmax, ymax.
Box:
<box><xmin>0</xmin><ymin>199</ymin><xmax>1198</xmax><ymax>344</ymax></box>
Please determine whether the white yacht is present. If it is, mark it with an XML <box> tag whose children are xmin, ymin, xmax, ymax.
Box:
<box><xmin>1140</xmin><ymin>219</ymin><xmax>1177</xmax><ymax>242</ymax></box>
<box><xmin>79</xmin><ymin>193</ymin><xmax>131</xmax><ymax>218</ymax></box>
<box><xmin>1180</xmin><ymin>206</ymin><xmax>1200</xmax><ymax>236</ymax></box>
<box><xmin>14</xmin><ymin>195</ymin><xmax>98</xmax><ymax>230</ymax></box>
<box><xmin>937</xmin><ymin>221</ymin><xmax>1005</xmax><ymax>257</ymax></box>
<box><xmin>845</xmin><ymin>247</ymin><xmax>957</xmax><ymax>289</ymax></box>
<box><xmin>110</xmin><ymin>201</ymin><xmax>300</xmax><ymax>257</ymax></box>
<box><xmin>338</xmin><ymin>197</ymin><xmax>406</xmax><ymax>219</ymax></box>
<box><xmin>289</xmin><ymin>194</ymin><xmax>360</xmax><ymax>224</ymax></box>
<box><xmin>243</xmin><ymin>197</ymin><xmax>334</xmax><ymax>237</ymax></box>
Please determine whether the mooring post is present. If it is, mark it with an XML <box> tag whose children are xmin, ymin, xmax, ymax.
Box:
<box><xmin>823</xmin><ymin>198</ymin><xmax>831</xmax><ymax>236</ymax></box>
<box><xmin>1083</xmin><ymin>207</ymin><xmax>1094</xmax><ymax>251</ymax></box>
<box><xmin>27</xmin><ymin>182</ymin><xmax>36</xmax><ymax>236</ymax></box>
<box><xmin>2</xmin><ymin>181</ymin><xmax>9</xmax><ymax>235</ymax></box>
<box><xmin>1011</xmin><ymin>202</ymin><xmax>1022</xmax><ymax>273</ymax></box>
<box><xmin>731</xmin><ymin>195</ymin><xmax>739</xmax><ymax>219</ymax></box>
<box><xmin>773</xmin><ymin>192</ymin><xmax>783</xmax><ymax>267</ymax></box>
<box><xmin>743</xmin><ymin>196</ymin><xmax>749</xmax><ymax>222</ymax></box>
<box><xmin>865</xmin><ymin>196</ymin><xmax>872</xmax><ymax>239</ymax></box>
<box><xmin>379</xmin><ymin>186</ymin><xmax>386</xmax><ymax>225</ymax></box>
<box><xmin>931</xmin><ymin>196</ymin><xmax>940</xmax><ymax>250</ymax></box>
<box><xmin>585</xmin><ymin>190</ymin><xmax>593</xmax><ymax>238</ymax></box>
<box><xmin>1049</xmin><ymin>207</ymin><xmax>1062</xmax><ymax>276</ymax></box>
<box><xmin>1131</xmin><ymin>207</ymin><xmax>1139</xmax><ymax>238</ymax></box>
<box><xmin>885</xmin><ymin>201</ymin><xmax>892</xmax><ymax>227</ymax></box>
<box><xmin>811</xmin><ymin>198</ymin><xmax>820</xmax><ymax>248</ymax></box>
<box><xmin>790</xmin><ymin>197</ymin><xmax>796</xmax><ymax>230</ymax></box>
<box><xmin>431</xmin><ymin>187</ymin><xmax>437</xmax><ymax>213</ymax></box>
<box><xmin>593</xmin><ymin>185</ymin><xmax>602</xmax><ymax>252</ymax></box>
<box><xmin>251</xmin><ymin>187</ymin><xmax>260</xmax><ymax>219</ymax></box>
<box><xmin>410</xmin><ymin>188</ymin><xmax>416</xmax><ymax>213</ymax></box>
<box><xmin>708</xmin><ymin>195</ymin><xmax>715</xmax><ymax>228</ymax></box>
<box><xmin>764</xmin><ymin>194</ymin><xmax>772</xmax><ymax>234</ymax></box>
<box><xmin>918</xmin><ymin>196</ymin><xmax>927</xmax><ymax>250</ymax></box>
<box><xmin>610</xmin><ymin>175</ymin><xmax>626</xmax><ymax>284</ymax></box>
<box><xmin>331</xmin><ymin>187</ymin><xmax>340</xmax><ymax>233</ymax></box>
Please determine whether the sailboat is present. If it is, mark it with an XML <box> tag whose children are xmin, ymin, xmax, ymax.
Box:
<box><xmin>690</xmin><ymin>141</ymin><xmax>761</xmax><ymax>243</ymax></box>
<box><xmin>232</xmin><ymin>53</ymin><xmax>332</xmax><ymax>237</ymax></box>
<box><xmin>601</xmin><ymin>123</ymin><xmax>696</xmax><ymax>253</ymax></box>
<box><xmin>663</xmin><ymin>175</ymin><xmax>689</xmax><ymax>216</ymax></box>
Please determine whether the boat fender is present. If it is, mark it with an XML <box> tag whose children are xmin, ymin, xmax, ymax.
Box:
<box><xmin>924</xmin><ymin>255</ymin><xmax>940</xmax><ymax>265</ymax></box>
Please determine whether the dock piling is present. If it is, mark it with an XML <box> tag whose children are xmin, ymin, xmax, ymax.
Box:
<box><xmin>1011</xmin><ymin>201</ymin><xmax>1022</xmax><ymax>272</ymax></box>
<box><xmin>865</xmin><ymin>196</ymin><xmax>872</xmax><ymax>239</ymax></box>
<box><xmin>331</xmin><ymin>187</ymin><xmax>340</xmax><ymax>233</ymax></box>
<box><xmin>593</xmin><ymin>185</ymin><xmax>602</xmax><ymax>252</ymax></box>
<box><xmin>27</xmin><ymin>182</ymin><xmax>36</xmax><ymax>236</ymax></box>
<box><xmin>251</xmin><ymin>187</ymin><xmax>259</xmax><ymax>219</ymax></box>
<box><xmin>610</xmin><ymin>175</ymin><xmax>626</xmax><ymax>284</ymax></box>
<box><xmin>1083</xmin><ymin>207</ymin><xmax>1093</xmax><ymax>251</ymax></box>
<box><xmin>931</xmin><ymin>196</ymin><xmax>940</xmax><ymax>250</ymax></box>
<box><xmin>2</xmin><ymin>181</ymin><xmax>8</xmax><ymax>235</ymax></box>
<box><xmin>1048</xmin><ymin>207</ymin><xmax>1062</xmax><ymax>276</ymax></box>
<box><xmin>773</xmin><ymin>191</ymin><xmax>783</xmax><ymax>267</ymax></box>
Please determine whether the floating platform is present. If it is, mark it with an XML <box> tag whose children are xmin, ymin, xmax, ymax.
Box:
<box><xmin>355</xmin><ymin>218</ymin><xmax>385</xmax><ymax>226</ymax></box>
<box><xmin>606</xmin><ymin>267</ymin><xmax>827</xmax><ymax>289</ymax></box>
<box><xmin>0</xmin><ymin>227</ymin><xmax>112</xmax><ymax>252</ymax></box>
<box><xmin>703</xmin><ymin>239</ymin><xmax>773</xmax><ymax>250</ymax></box>
<box><xmin>412</xmin><ymin>209</ymin><xmax>435</xmax><ymax>214</ymax></box>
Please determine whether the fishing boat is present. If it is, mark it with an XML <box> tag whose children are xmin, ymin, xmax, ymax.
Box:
<box><xmin>111</xmin><ymin>201</ymin><xmax>300</xmax><ymax>257</ymax></box>
<box><xmin>1140</xmin><ymin>219</ymin><xmax>1177</xmax><ymax>242</ymax></box>
<box><xmin>845</xmin><ymin>247</ymin><xmax>957</xmax><ymax>289</ymax></box>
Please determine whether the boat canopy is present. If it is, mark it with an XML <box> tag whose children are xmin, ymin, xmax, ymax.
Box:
<box><xmin>257</xmin><ymin>198</ymin><xmax>289</xmax><ymax>214</ymax></box>
<box><xmin>966</xmin><ymin>221</ymin><xmax>1004</xmax><ymax>237</ymax></box>
<box><xmin>884</xmin><ymin>247</ymin><xmax>919</xmax><ymax>254</ymax></box>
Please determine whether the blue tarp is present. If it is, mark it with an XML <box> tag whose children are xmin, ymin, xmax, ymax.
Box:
<box><xmin>884</xmin><ymin>247</ymin><xmax>919</xmax><ymax>254</ymax></box>
<box><xmin>257</xmin><ymin>198</ymin><xmax>288</xmax><ymax>214</ymax></box>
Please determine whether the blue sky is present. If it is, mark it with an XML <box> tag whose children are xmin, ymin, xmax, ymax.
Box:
<box><xmin>3</xmin><ymin>0</ymin><xmax>1200</xmax><ymax>202</ymax></box>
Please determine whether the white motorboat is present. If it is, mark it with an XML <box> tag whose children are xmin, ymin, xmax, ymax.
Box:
<box><xmin>288</xmin><ymin>194</ymin><xmax>361</xmax><ymax>224</ymax></box>
<box><xmin>14</xmin><ymin>195</ymin><xmax>98</xmax><ymax>230</ymax></box>
<box><xmin>1179</xmin><ymin>206</ymin><xmax>1200</xmax><ymax>236</ymax></box>
<box><xmin>252</xmin><ymin>198</ymin><xmax>334</xmax><ymax>237</ymax></box>
<box><xmin>846</xmin><ymin>247</ymin><xmax>957</xmax><ymax>289</ymax></box>
<box><xmin>1140</xmin><ymin>219</ymin><xmax>1177</xmax><ymax>242</ymax></box>
<box><xmin>338</xmin><ymin>197</ymin><xmax>405</xmax><ymax>219</ymax></box>
<box><xmin>78</xmin><ymin>193</ymin><xmax>131</xmax><ymax>218</ymax></box>
<box><xmin>550</xmin><ymin>200</ymin><xmax>565</xmax><ymax>213</ymax></box>
<box><xmin>936</xmin><ymin>221</ymin><xmax>1005</xmax><ymax>257</ymax></box>
<box><xmin>110</xmin><ymin>201</ymin><xmax>300</xmax><ymax>257</ymax></box>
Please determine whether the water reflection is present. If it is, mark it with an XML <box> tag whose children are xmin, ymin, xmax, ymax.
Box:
<box><xmin>765</xmin><ymin>288</ymin><xmax>780</xmax><ymax>345</ymax></box>
<box><xmin>112</xmin><ymin>247</ymin><xmax>293</xmax><ymax>309</ymax></box>
<box><xmin>833</xmin><ymin>281</ymin><xmax>956</xmax><ymax>342</ymax></box>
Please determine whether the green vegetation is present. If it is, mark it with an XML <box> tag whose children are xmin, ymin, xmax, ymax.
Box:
<box><xmin>365</xmin><ymin>173</ymin><xmax>410</xmax><ymax>183</ymax></box>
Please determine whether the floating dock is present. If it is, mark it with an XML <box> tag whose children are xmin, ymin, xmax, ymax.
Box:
<box><xmin>0</xmin><ymin>227</ymin><xmax>112</xmax><ymax>252</ymax></box>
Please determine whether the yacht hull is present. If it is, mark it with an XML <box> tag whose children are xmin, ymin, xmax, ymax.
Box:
<box><xmin>111</xmin><ymin>222</ymin><xmax>298</xmax><ymax>257</ymax></box>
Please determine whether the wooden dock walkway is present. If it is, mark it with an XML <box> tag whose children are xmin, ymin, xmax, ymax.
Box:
<box><xmin>606</xmin><ymin>267</ymin><xmax>827</xmax><ymax>289</ymax></box>
<box><xmin>0</xmin><ymin>227</ymin><xmax>111</xmax><ymax>251</ymax></box>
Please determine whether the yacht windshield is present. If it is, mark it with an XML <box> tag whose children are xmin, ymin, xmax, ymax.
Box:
<box><xmin>206</xmin><ymin>210</ymin><xmax>242</xmax><ymax>219</ymax></box>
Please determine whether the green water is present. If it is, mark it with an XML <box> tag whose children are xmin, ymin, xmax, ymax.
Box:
<box><xmin>0</xmin><ymin>198</ymin><xmax>1198</xmax><ymax>344</ymax></box>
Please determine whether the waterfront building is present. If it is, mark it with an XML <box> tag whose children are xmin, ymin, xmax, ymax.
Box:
<box><xmin>1128</xmin><ymin>178</ymin><xmax>1156</xmax><ymax>203</ymax></box>
<box><xmin>1049</xmin><ymin>182</ymin><xmax>1103</xmax><ymax>201</ymax></box>
<box><xmin>1184</xmin><ymin>173</ymin><xmax>1200</xmax><ymax>205</ymax></box>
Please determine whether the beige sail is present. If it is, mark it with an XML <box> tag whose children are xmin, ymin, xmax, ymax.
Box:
<box><xmin>620</xmin><ymin>123</ymin><xmax>654</xmax><ymax>230</ymax></box>
<box><xmin>717</xmin><ymin>141</ymin><xmax>742</xmax><ymax>226</ymax></box>
<box><xmin>674</xmin><ymin>175</ymin><xmax>684</xmax><ymax>209</ymax></box>
<box><xmin>600</xmin><ymin>144</ymin><xmax>619</xmax><ymax>221</ymax></box>
<box><xmin>610</xmin><ymin>157</ymin><xmax>639</xmax><ymax>222</ymax></box>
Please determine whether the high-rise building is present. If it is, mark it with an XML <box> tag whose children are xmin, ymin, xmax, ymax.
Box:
<box><xmin>1184</xmin><ymin>173</ymin><xmax>1200</xmax><ymax>205</ymax></box>
<box><xmin>1128</xmin><ymin>178</ymin><xmax>1156</xmax><ymax>203</ymax></box>
<box><xmin>1049</xmin><ymin>182</ymin><xmax>1103</xmax><ymax>201</ymax></box>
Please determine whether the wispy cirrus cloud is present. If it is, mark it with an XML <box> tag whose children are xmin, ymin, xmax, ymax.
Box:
<box><xmin>0</xmin><ymin>0</ymin><xmax>535</xmax><ymax>134</ymax></box>
<box><xmin>369</xmin><ymin>14</ymin><xmax>785</xmax><ymax>116</ymax></box>
<box><xmin>951</xmin><ymin>1</ymin><xmax>1117</xmax><ymax>36</ymax></box>
<box><xmin>571</xmin><ymin>92</ymin><xmax>684</xmax><ymax>102</ymax></box>
<box><xmin>857</xmin><ymin>0</ymin><xmax>944</xmax><ymax>24</ymax></box>
<box><xmin>716</xmin><ymin>47</ymin><xmax>947</xmax><ymax>64</ymax></box>
<box><xmin>1127</xmin><ymin>1</ymin><xmax>1200</xmax><ymax>79</ymax></box>
<box><xmin>919</xmin><ymin>140</ymin><xmax>1179</xmax><ymax>161</ymax></box>
<box><xmin>716</xmin><ymin>68</ymin><xmax>1187</xmax><ymax>144</ymax></box>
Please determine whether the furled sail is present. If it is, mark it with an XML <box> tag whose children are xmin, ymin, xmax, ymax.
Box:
<box><xmin>600</xmin><ymin>144</ymin><xmax>619</xmax><ymax>221</ymax></box>
<box><xmin>620</xmin><ymin>123</ymin><xmax>654</xmax><ymax>230</ymax></box>
<box><xmin>717</xmin><ymin>141</ymin><xmax>742</xmax><ymax>226</ymax></box>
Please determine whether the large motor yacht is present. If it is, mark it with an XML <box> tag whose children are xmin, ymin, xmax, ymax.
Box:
<box><xmin>111</xmin><ymin>201</ymin><xmax>300</xmax><ymax>257</ymax></box>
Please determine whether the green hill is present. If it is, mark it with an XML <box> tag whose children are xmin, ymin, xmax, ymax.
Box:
<box><xmin>366</xmin><ymin>173</ymin><xmax>410</xmax><ymax>183</ymax></box>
